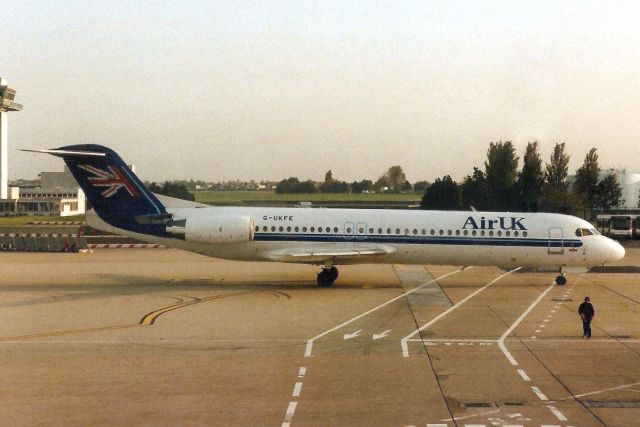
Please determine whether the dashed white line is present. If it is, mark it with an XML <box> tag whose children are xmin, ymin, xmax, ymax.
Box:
<box><xmin>517</xmin><ymin>369</ymin><xmax>531</xmax><ymax>381</ymax></box>
<box><xmin>498</xmin><ymin>280</ymin><xmax>555</xmax><ymax>366</ymax></box>
<box><xmin>304</xmin><ymin>269</ymin><xmax>463</xmax><ymax>357</ymax></box>
<box><xmin>531</xmin><ymin>385</ymin><xmax>549</xmax><ymax>401</ymax></box>
<box><xmin>402</xmin><ymin>267</ymin><xmax>520</xmax><ymax>357</ymax></box>
<box><xmin>547</xmin><ymin>405</ymin><xmax>568</xmax><ymax>421</ymax></box>
<box><xmin>297</xmin><ymin>366</ymin><xmax>306</xmax><ymax>378</ymax></box>
<box><xmin>281</xmin><ymin>401</ymin><xmax>297</xmax><ymax>426</ymax></box>
<box><xmin>292</xmin><ymin>382</ymin><xmax>302</xmax><ymax>397</ymax></box>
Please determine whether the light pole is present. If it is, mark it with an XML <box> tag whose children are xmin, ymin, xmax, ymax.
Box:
<box><xmin>0</xmin><ymin>77</ymin><xmax>23</xmax><ymax>200</ymax></box>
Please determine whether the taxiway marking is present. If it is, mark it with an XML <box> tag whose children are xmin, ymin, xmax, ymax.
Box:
<box><xmin>547</xmin><ymin>405</ymin><xmax>567</xmax><ymax>421</ymax></box>
<box><xmin>281</xmin><ymin>401</ymin><xmax>297</xmax><ymax>427</ymax></box>
<box><xmin>401</xmin><ymin>267</ymin><xmax>520</xmax><ymax>357</ymax></box>
<box><xmin>517</xmin><ymin>369</ymin><xmax>531</xmax><ymax>381</ymax></box>
<box><xmin>303</xmin><ymin>268</ymin><xmax>462</xmax><ymax>357</ymax></box>
<box><xmin>498</xmin><ymin>280</ymin><xmax>555</xmax><ymax>366</ymax></box>
<box><xmin>292</xmin><ymin>382</ymin><xmax>302</xmax><ymax>397</ymax></box>
<box><xmin>343</xmin><ymin>329</ymin><xmax>362</xmax><ymax>340</ymax></box>
<box><xmin>531</xmin><ymin>386</ymin><xmax>549</xmax><ymax>400</ymax></box>
<box><xmin>140</xmin><ymin>291</ymin><xmax>255</xmax><ymax>325</ymax></box>
<box><xmin>0</xmin><ymin>323</ymin><xmax>143</xmax><ymax>342</ymax></box>
<box><xmin>372</xmin><ymin>329</ymin><xmax>391</xmax><ymax>340</ymax></box>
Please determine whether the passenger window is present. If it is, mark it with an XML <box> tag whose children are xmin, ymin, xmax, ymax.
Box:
<box><xmin>472</xmin><ymin>230</ymin><xmax>477</xmax><ymax>236</ymax></box>
<box><xmin>413</xmin><ymin>229</ymin><xmax>418</xmax><ymax>235</ymax></box>
<box><xmin>271</xmin><ymin>226</ymin><xmax>276</xmax><ymax>232</ymax></box>
<box><xmin>387</xmin><ymin>228</ymin><xmax>392</xmax><ymax>234</ymax></box>
<box><xmin>523</xmin><ymin>231</ymin><xmax>528</xmax><ymax>237</ymax></box>
<box><xmin>497</xmin><ymin>230</ymin><xmax>502</xmax><ymax>236</ymax></box>
<box><xmin>302</xmin><ymin>227</ymin><xmax>307</xmax><ymax>232</ymax></box>
<box><xmin>311</xmin><ymin>227</ymin><xmax>316</xmax><ymax>232</ymax></box>
<box><xmin>489</xmin><ymin>230</ymin><xmax>493</xmax><ymax>236</ymax></box>
<box><xmin>455</xmin><ymin>230</ymin><xmax>460</xmax><ymax>236</ymax></box>
<box><xmin>463</xmin><ymin>230</ymin><xmax>468</xmax><ymax>236</ymax></box>
<box><xmin>396</xmin><ymin>228</ymin><xmax>401</xmax><ymax>234</ymax></box>
<box><xmin>447</xmin><ymin>230</ymin><xmax>452</xmax><ymax>235</ymax></box>
<box><xmin>334</xmin><ymin>227</ymin><xmax>339</xmax><ymax>233</ymax></box>
<box><xmin>263</xmin><ymin>226</ymin><xmax>268</xmax><ymax>232</ymax></box>
<box><xmin>255</xmin><ymin>226</ymin><xmax>259</xmax><ymax>232</ymax></box>
<box><xmin>318</xmin><ymin>227</ymin><xmax>323</xmax><ymax>232</ymax></box>
<box><xmin>295</xmin><ymin>226</ymin><xmax>299</xmax><ymax>232</ymax></box>
<box><xmin>369</xmin><ymin>228</ymin><xmax>374</xmax><ymax>234</ymax></box>
<box><xmin>514</xmin><ymin>231</ymin><xmax>519</xmax><ymax>237</ymax></box>
<box><xmin>430</xmin><ymin>229</ymin><xmax>435</xmax><ymax>235</ymax></box>
<box><xmin>346</xmin><ymin>227</ymin><xmax>351</xmax><ymax>233</ymax></box>
<box><xmin>506</xmin><ymin>231</ymin><xmax>511</xmax><ymax>237</ymax></box>
<box><xmin>480</xmin><ymin>230</ymin><xmax>485</xmax><ymax>236</ymax></box>
<box><xmin>279</xmin><ymin>226</ymin><xmax>284</xmax><ymax>232</ymax></box>
<box><xmin>378</xmin><ymin>228</ymin><xmax>383</xmax><ymax>234</ymax></box>
<box><xmin>404</xmin><ymin>229</ymin><xmax>409</xmax><ymax>235</ymax></box>
<box><xmin>359</xmin><ymin>227</ymin><xmax>364</xmax><ymax>233</ymax></box>
<box><xmin>422</xmin><ymin>229</ymin><xmax>427</xmax><ymax>235</ymax></box>
<box><xmin>287</xmin><ymin>226</ymin><xmax>291</xmax><ymax>232</ymax></box>
<box><xmin>439</xmin><ymin>230</ymin><xmax>444</xmax><ymax>235</ymax></box>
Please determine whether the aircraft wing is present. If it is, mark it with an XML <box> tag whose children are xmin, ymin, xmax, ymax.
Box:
<box><xmin>262</xmin><ymin>243</ymin><xmax>396</xmax><ymax>263</ymax></box>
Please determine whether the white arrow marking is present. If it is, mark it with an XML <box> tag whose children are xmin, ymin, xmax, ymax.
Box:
<box><xmin>343</xmin><ymin>329</ymin><xmax>362</xmax><ymax>340</ymax></box>
<box><xmin>372</xmin><ymin>330</ymin><xmax>391</xmax><ymax>340</ymax></box>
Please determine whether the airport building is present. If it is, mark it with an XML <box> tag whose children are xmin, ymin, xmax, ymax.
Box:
<box><xmin>0</xmin><ymin>166</ymin><xmax>87</xmax><ymax>217</ymax></box>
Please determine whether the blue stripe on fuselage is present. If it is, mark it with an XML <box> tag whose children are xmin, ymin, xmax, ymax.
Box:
<box><xmin>253</xmin><ymin>233</ymin><xmax>582</xmax><ymax>248</ymax></box>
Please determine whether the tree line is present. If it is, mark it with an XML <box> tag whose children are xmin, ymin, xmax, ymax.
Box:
<box><xmin>420</xmin><ymin>141</ymin><xmax>625</xmax><ymax>216</ymax></box>
<box><xmin>275</xmin><ymin>166</ymin><xmax>430</xmax><ymax>194</ymax></box>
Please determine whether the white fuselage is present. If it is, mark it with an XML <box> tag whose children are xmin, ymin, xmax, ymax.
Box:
<box><xmin>87</xmin><ymin>206</ymin><xmax>625</xmax><ymax>269</ymax></box>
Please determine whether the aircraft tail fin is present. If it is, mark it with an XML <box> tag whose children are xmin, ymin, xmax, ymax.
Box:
<box><xmin>25</xmin><ymin>145</ymin><xmax>169</xmax><ymax>236</ymax></box>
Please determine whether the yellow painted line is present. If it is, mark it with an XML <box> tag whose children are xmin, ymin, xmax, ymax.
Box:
<box><xmin>139</xmin><ymin>291</ymin><xmax>257</xmax><ymax>325</ymax></box>
<box><xmin>0</xmin><ymin>323</ymin><xmax>143</xmax><ymax>342</ymax></box>
<box><xmin>1</xmin><ymin>290</ymin><xmax>260</xmax><ymax>342</ymax></box>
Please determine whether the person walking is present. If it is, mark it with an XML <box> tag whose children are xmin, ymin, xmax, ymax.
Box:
<box><xmin>578</xmin><ymin>297</ymin><xmax>595</xmax><ymax>338</ymax></box>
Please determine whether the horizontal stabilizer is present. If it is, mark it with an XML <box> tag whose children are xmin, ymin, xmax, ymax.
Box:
<box><xmin>21</xmin><ymin>148</ymin><xmax>106</xmax><ymax>157</ymax></box>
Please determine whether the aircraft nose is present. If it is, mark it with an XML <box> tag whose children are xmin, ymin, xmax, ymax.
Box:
<box><xmin>609</xmin><ymin>240</ymin><xmax>625</xmax><ymax>262</ymax></box>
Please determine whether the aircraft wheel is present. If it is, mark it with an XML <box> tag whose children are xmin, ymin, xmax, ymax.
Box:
<box><xmin>317</xmin><ymin>268</ymin><xmax>338</xmax><ymax>287</ymax></box>
<box><xmin>328</xmin><ymin>266</ymin><xmax>339</xmax><ymax>282</ymax></box>
<box><xmin>555</xmin><ymin>275</ymin><xmax>567</xmax><ymax>286</ymax></box>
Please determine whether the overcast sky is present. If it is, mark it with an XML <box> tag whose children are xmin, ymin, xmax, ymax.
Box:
<box><xmin>2</xmin><ymin>1</ymin><xmax>640</xmax><ymax>182</ymax></box>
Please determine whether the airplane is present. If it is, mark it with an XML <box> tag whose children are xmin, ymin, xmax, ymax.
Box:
<box><xmin>26</xmin><ymin>145</ymin><xmax>625</xmax><ymax>287</ymax></box>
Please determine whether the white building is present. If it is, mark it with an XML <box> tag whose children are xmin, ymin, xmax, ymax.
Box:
<box><xmin>0</xmin><ymin>166</ymin><xmax>86</xmax><ymax>217</ymax></box>
<box><xmin>600</xmin><ymin>169</ymin><xmax>640</xmax><ymax>209</ymax></box>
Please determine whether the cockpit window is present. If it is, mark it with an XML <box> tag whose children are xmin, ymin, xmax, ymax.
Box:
<box><xmin>575</xmin><ymin>228</ymin><xmax>594</xmax><ymax>237</ymax></box>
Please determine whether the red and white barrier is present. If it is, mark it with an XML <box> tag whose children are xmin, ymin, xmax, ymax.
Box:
<box><xmin>0</xmin><ymin>233</ymin><xmax>79</xmax><ymax>237</ymax></box>
<box><xmin>88</xmin><ymin>243</ymin><xmax>166</xmax><ymax>249</ymax></box>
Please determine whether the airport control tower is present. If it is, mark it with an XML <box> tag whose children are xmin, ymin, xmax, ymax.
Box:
<box><xmin>0</xmin><ymin>77</ymin><xmax>23</xmax><ymax>200</ymax></box>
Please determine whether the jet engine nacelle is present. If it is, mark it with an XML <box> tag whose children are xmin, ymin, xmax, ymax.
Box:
<box><xmin>184</xmin><ymin>214</ymin><xmax>255</xmax><ymax>244</ymax></box>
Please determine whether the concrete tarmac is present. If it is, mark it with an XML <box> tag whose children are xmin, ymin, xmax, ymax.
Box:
<box><xmin>1</xmin><ymin>249</ymin><xmax>639</xmax><ymax>426</ymax></box>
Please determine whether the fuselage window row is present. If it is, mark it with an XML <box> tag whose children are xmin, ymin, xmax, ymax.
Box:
<box><xmin>255</xmin><ymin>225</ymin><xmax>529</xmax><ymax>238</ymax></box>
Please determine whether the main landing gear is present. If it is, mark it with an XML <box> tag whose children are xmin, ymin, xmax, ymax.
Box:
<box><xmin>555</xmin><ymin>273</ymin><xmax>567</xmax><ymax>286</ymax></box>
<box><xmin>317</xmin><ymin>265</ymin><xmax>339</xmax><ymax>287</ymax></box>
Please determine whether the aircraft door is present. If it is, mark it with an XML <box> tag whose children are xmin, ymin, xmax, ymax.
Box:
<box><xmin>548</xmin><ymin>227</ymin><xmax>564</xmax><ymax>254</ymax></box>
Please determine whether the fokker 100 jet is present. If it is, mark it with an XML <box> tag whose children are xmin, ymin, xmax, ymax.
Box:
<box><xmin>27</xmin><ymin>145</ymin><xmax>625</xmax><ymax>287</ymax></box>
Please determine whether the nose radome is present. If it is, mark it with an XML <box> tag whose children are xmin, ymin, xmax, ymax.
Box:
<box><xmin>610</xmin><ymin>240</ymin><xmax>625</xmax><ymax>261</ymax></box>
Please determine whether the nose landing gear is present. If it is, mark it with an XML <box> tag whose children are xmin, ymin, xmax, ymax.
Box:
<box><xmin>317</xmin><ymin>266</ymin><xmax>339</xmax><ymax>287</ymax></box>
<box><xmin>555</xmin><ymin>273</ymin><xmax>567</xmax><ymax>286</ymax></box>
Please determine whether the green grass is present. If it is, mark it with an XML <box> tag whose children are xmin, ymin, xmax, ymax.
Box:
<box><xmin>0</xmin><ymin>214</ymin><xmax>86</xmax><ymax>225</ymax></box>
<box><xmin>192</xmin><ymin>191</ymin><xmax>421</xmax><ymax>205</ymax></box>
